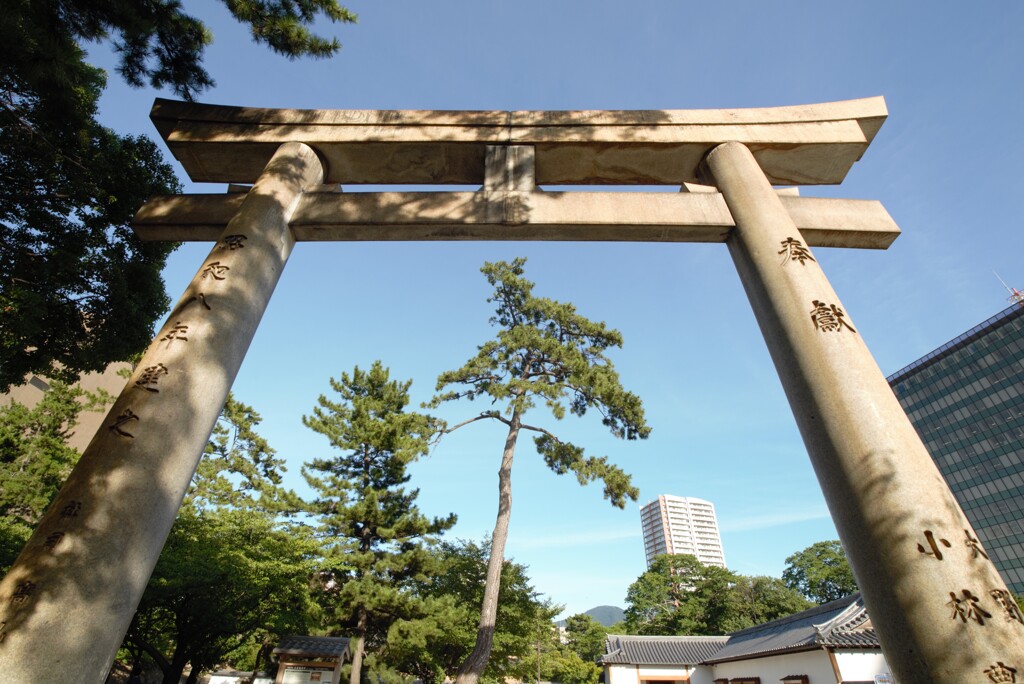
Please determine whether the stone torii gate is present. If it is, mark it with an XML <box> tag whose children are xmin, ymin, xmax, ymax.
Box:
<box><xmin>0</xmin><ymin>98</ymin><xmax>1020</xmax><ymax>683</ymax></box>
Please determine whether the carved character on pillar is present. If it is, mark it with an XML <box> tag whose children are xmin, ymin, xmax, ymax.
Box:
<box><xmin>810</xmin><ymin>300</ymin><xmax>856</xmax><ymax>333</ymax></box>
<box><xmin>201</xmin><ymin>262</ymin><xmax>230</xmax><ymax>280</ymax></box>
<box><xmin>990</xmin><ymin>590</ymin><xmax>1024</xmax><ymax>625</ymax></box>
<box><xmin>184</xmin><ymin>293</ymin><xmax>211</xmax><ymax>311</ymax></box>
<box><xmin>10</xmin><ymin>582</ymin><xmax>35</xmax><ymax>605</ymax></box>
<box><xmin>169</xmin><ymin>293</ymin><xmax>212</xmax><ymax>320</ymax></box>
<box><xmin>986</xmin><ymin>662</ymin><xmax>1018</xmax><ymax>683</ymax></box>
<box><xmin>779</xmin><ymin>237</ymin><xmax>815</xmax><ymax>265</ymax></box>
<box><xmin>160</xmin><ymin>322</ymin><xmax>189</xmax><ymax>346</ymax></box>
<box><xmin>42</xmin><ymin>532</ymin><xmax>64</xmax><ymax>551</ymax></box>
<box><xmin>59</xmin><ymin>501</ymin><xmax>81</xmax><ymax>518</ymax></box>
<box><xmin>917</xmin><ymin>530</ymin><xmax>951</xmax><ymax>560</ymax></box>
<box><xmin>966</xmin><ymin>530</ymin><xmax>990</xmax><ymax>559</ymax></box>
<box><xmin>949</xmin><ymin>589</ymin><xmax>993</xmax><ymax>625</ymax></box>
<box><xmin>108</xmin><ymin>409</ymin><xmax>140</xmax><ymax>438</ymax></box>
<box><xmin>220</xmin><ymin>234</ymin><xmax>247</xmax><ymax>250</ymax></box>
<box><xmin>134</xmin><ymin>364</ymin><xmax>169</xmax><ymax>393</ymax></box>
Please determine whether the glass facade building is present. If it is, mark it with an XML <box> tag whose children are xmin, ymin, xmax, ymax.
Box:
<box><xmin>888</xmin><ymin>302</ymin><xmax>1024</xmax><ymax>593</ymax></box>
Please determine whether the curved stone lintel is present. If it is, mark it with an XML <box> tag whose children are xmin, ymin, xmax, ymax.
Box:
<box><xmin>151</xmin><ymin>97</ymin><xmax>887</xmax><ymax>186</ymax></box>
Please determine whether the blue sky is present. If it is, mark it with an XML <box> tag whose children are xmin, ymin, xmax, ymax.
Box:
<box><xmin>88</xmin><ymin>1</ymin><xmax>1024</xmax><ymax>617</ymax></box>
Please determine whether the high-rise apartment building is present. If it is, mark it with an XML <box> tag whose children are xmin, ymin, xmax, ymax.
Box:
<box><xmin>640</xmin><ymin>495</ymin><xmax>726</xmax><ymax>568</ymax></box>
<box><xmin>888</xmin><ymin>301</ymin><xmax>1024</xmax><ymax>593</ymax></box>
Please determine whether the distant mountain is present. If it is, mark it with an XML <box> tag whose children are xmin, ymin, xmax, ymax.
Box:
<box><xmin>585</xmin><ymin>605</ymin><xmax>625</xmax><ymax>627</ymax></box>
<box><xmin>557</xmin><ymin>605</ymin><xmax>625</xmax><ymax>628</ymax></box>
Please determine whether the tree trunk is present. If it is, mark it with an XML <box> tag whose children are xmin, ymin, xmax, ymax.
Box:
<box><xmin>455</xmin><ymin>413</ymin><xmax>520</xmax><ymax>684</ymax></box>
<box><xmin>161</xmin><ymin>646</ymin><xmax>190</xmax><ymax>684</ymax></box>
<box><xmin>246</xmin><ymin>638</ymin><xmax>273</xmax><ymax>684</ymax></box>
<box><xmin>349</xmin><ymin>607</ymin><xmax>368</xmax><ymax>684</ymax></box>
<box><xmin>186</xmin><ymin>666</ymin><xmax>200</xmax><ymax>684</ymax></box>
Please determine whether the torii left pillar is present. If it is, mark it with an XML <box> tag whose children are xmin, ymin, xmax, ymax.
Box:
<box><xmin>0</xmin><ymin>142</ymin><xmax>324</xmax><ymax>684</ymax></box>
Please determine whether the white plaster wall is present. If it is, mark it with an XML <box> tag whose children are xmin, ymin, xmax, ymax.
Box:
<box><xmin>687</xmin><ymin>665</ymin><xmax>717</xmax><ymax>684</ymax></box>
<box><xmin>637</xmin><ymin>664</ymin><xmax>694</xmax><ymax>679</ymax></box>
<box><xmin>711</xmin><ymin>649</ymin><xmax>837</xmax><ymax>683</ymax></box>
<box><xmin>608</xmin><ymin>664</ymin><xmax>695</xmax><ymax>684</ymax></box>
<box><xmin>608</xmin><ymin>664</ymin><xmax>640</xmax><ymax>684</ymax></box>
<box><xmin>209</xmin><ymin>675</ymin><xmax>273</xmax><ymax>684</ymax></box>
<box><xmin>835</xmin><ymin>650</ymin><xmax>892</xmax><ymax>682</ymax></box>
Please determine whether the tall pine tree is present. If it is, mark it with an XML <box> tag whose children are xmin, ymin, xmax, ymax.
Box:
<box><xmin>303</xmin><ymin>362</ymin><xmax>456</xmax><ymax>684</ymax></box>
<box><xmin>428</xmin><ymin>258</ymin><xmax>650</xmax><ymax>684</ymax></box>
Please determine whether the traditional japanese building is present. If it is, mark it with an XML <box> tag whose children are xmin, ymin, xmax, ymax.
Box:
<box><xmin>888</xmin><ymin>300</ymin><xmax>1024</xmax><ymax>593</ymax></box>
<box><xmin>601</xmin><ymin>594</ymin><xmax>894</xmax><ymax>684</ymax></box>
<box><xmin>206</xmin><ymin>635</ymin><xmax>349</xmax><ymax>684</ymax></box>
<box><xmin>271</xmin><ymin>635</ymin><xmax>349</xmax><ymax>684</ymax></box>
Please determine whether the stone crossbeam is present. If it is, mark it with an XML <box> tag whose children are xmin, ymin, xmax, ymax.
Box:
<box><xmin>133</xmin><ymin>191</ymin><xmax>899</xmax><ymax>248</ymax></box>
<box><xmin>151</xmin><ymin>97</ymin><xmax>887</xmax><ymax>186</ymax></box>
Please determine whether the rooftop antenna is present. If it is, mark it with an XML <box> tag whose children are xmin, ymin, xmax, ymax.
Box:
<box><xmin>994</xmin><ymin>271</ymin><xmax>1024</xmax><ymax>306</ymax></box>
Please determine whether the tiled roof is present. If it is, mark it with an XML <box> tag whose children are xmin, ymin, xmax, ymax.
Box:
<box><xmin>273</xmin><ymin>635</ymin><xmax>350</xmax><ymax>658</ymax></box>
<box><xmin>706</xmin><ymin>593</ymin><xmax>879</xmax><ymax>663</ymax></box>
<box><xmin>601</xmin><ymin>635</ymin><xmax>729</xmax><ymax>665</ymax></box>
<box><xmin>818</xmin><ymin>603</ymin><xmax>877</xmax><ymax>649</ymax></box>
<box><xmin>600</xmin><ymin>595</ymin><xmax>880</xmax><ymax>668</ymax></box>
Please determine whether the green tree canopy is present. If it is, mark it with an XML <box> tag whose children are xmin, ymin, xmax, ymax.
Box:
<box><xmin>782</xmin><ymin>540</ymin><xmax>859</xmax><ymax>604</ymax></box>
<box><xmin>0</xmin><ymin>69</ymin><xmax>181</xmax><ymax>390</ymax></box>
<box><xmin>127</xmin><ymin>508</ymin><xmax>319</xmax><ymax>684</ymax></box>
<box><xmin>564</xmin><ymin>613</ymin><xmax>608</xmax><ymax>663</ymax></box>
<box><xmin>3</xmin><ymin>1</ymin><xmax>356</xmax><ymax>105</ymax></box>
<box><xmin>384</xmin><ymin>540</ymin><xmax>557</xmax><ymax>684</ymax></box>
<box><xmin>0</xmin><ymin>0</ymin><xmax>355</xmax><ymax>390</ymax></box>
<box><xmin>190</xmin><ymin>394</ymin><xmax>302</xmax><ymax>514</ymax></box>
<box><xmin>124</xmin><ymin>394</ymin><xmax>318</xmax><ymax>684</ymax></box>
<box><xmin>428</xmin><ymin>258</ymin><xmax>649</xmax><ymax>684</ymax></box>
<box><xmin>302</xmin><ymin>362</ymin><xmax>456</xmax><ymax>684</ymax></box>
<box><xmin>537</xmin><ymin>613</ymin><xmax>608</xmax><ymax>684</ymax></box>
<box><xmin>624</xmin><ymin>554</ymin><xmax>811</xmax><ymax>636</ymax></box>
<box><xmin>734</xmin><ymin>575</ymin><xmax>814</xmax><ymax>626</ymax></box>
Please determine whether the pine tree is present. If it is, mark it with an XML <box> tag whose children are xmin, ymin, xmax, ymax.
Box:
<box><xmin>428</xmin><ymin>258</ymin><xmax>650</xmax><ymax>684</ymax></box>
<box><xmin>303</xmin><ymin>362</ymin><xmax>456</xmax><ymax>684</ymax></box>
<box><xmin>0</xmin><ymin>382</ymin><xmax>105</xmax><ymax>571</ymax></box>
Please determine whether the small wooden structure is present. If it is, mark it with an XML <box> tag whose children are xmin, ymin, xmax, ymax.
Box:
<box><xmin>272</xmin><ymin>635</ymin><xmax>349</xmax><ymax>684</ymax></box>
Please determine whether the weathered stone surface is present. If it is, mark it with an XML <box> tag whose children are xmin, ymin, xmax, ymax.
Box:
<box><xmin>132</xmin><ymin>191</ymin><xmax>899</xmax><ymax>249</ymax></box>
<box><xmin>0</xmin><ymin>142</ymin><xmax>324</xmax><ymax>684</ymax></box>
<box><xmin>707</xmin><ymin>141</ymin><xmax>1024</xmax><ymax>684</ymax></box>
<box><xmin>151</xmin><ymin>97</ymin><xmax>886</xmax><ymax>186</ymax></box>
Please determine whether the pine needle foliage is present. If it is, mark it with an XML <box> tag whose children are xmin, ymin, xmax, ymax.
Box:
<box><xmin>0</xmin><ymin>0</ymin><xmax>355</xmax><ymax>389</ymax></box>
<box><xmin>430</xmin><ymin>258</ymin><xmax>649</xmax><ymax>507</ymax></box>
<box><xmin>188</xmin><ymin>394</ymin><xmax>303</xmax><ymax>514</ymax></box>
<box><xmin>303</xmin><ymin>362</ymin><xmax>457</xmax><ymax>684</ymax></box>
<box><xmin>428</xmin><ymin>258</ymin><xmax>650</xmax><ymax>684</ymax></box>
<box><xmin>0</xmin><ymin>382</ymin><xmax>105</xmax><ymax>570</ymax></box>
<box><xmin>4</xmin><ymin>0</ymin><xmax>356</xmax><ymax>103</ymax></box>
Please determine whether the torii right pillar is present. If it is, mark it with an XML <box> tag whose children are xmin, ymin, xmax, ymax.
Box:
<box><xmin>705</xmin><ymin>141</ymin><xmax>1024</xmax><ymax>683</ymax></box>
